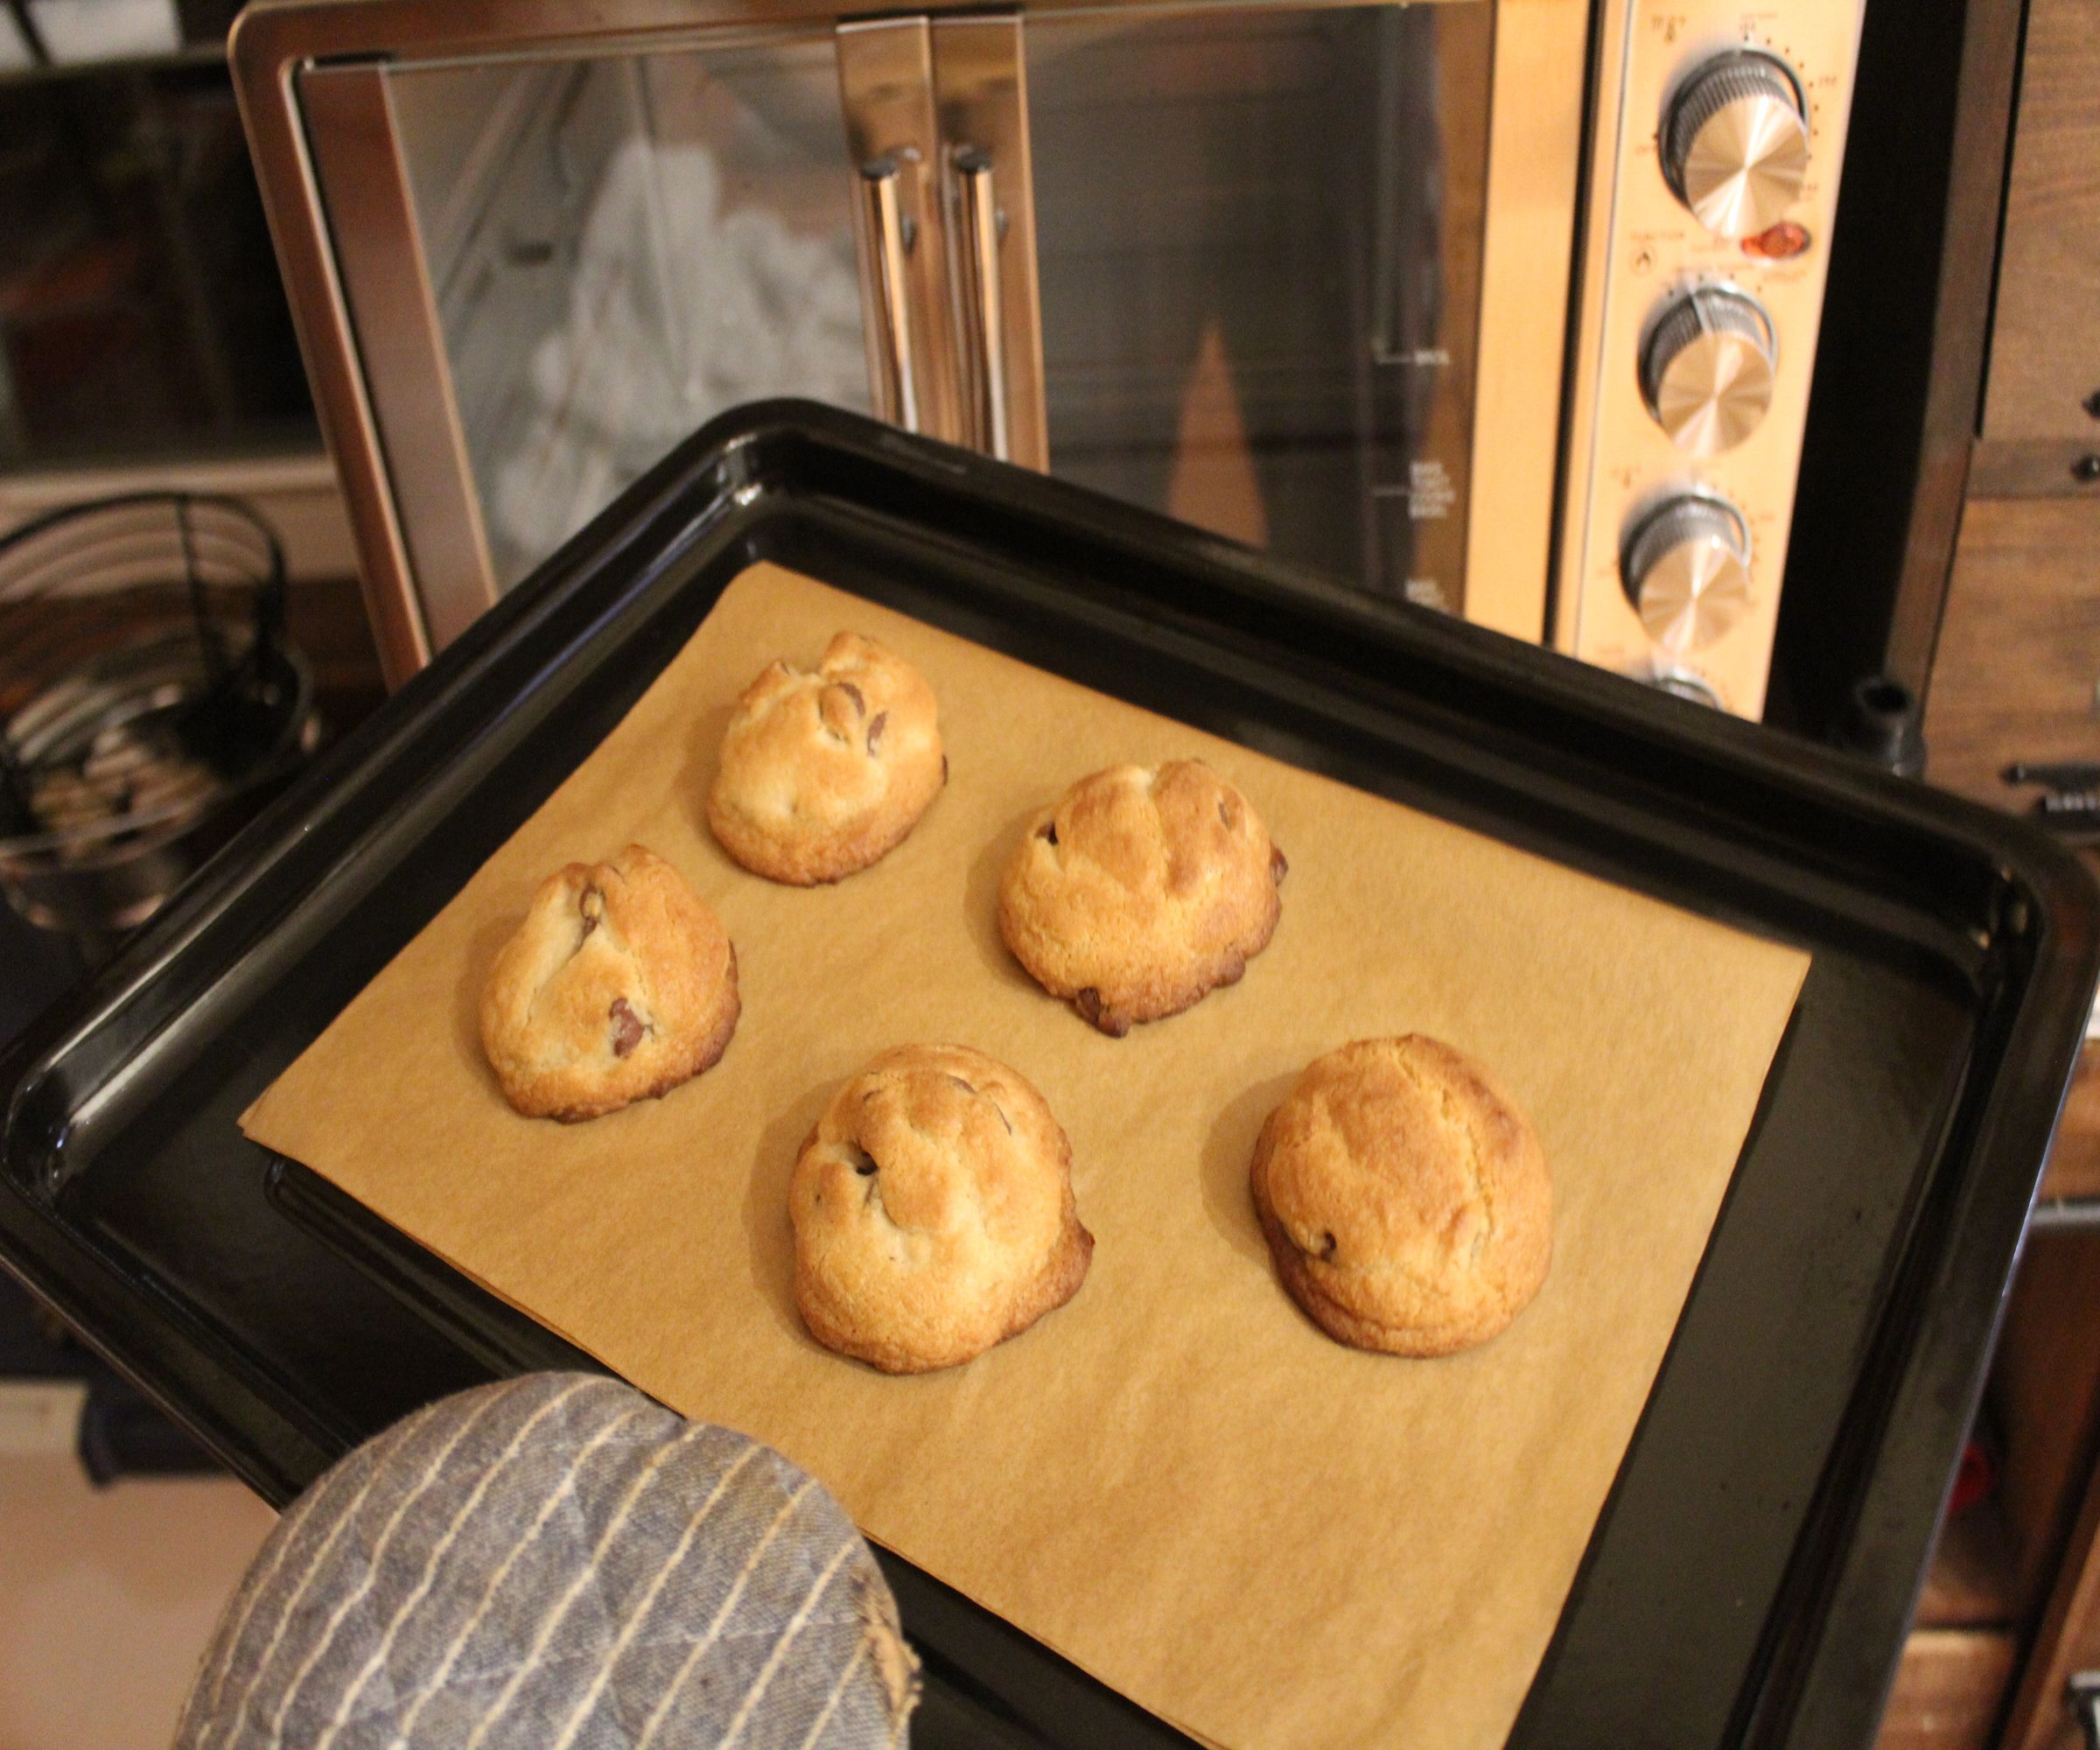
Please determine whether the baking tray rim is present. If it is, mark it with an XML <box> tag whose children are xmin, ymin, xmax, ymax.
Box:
<box><xmin>3</xmin><ymin>400</ymin><xmax>2095</xmax><ymax>1750</ymax></box>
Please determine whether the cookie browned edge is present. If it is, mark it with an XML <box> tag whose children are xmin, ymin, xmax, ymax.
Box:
<box><xmin>1248</xmin><ymin>1102</ymin><xmax>1542</xmax><ymax>1357</ymax></box>
<box><xmin>790</xmin><ymin>1124</ymin><xmax>1096</xmax><ymax>1375</ymax></box>
<box><xmin>708</xmin><ymin>757</ymin><xmax>948</xmax><ymax>887</ymax></box>
<box><xmin>521</xmin><ymin>945</ymin><xmax>743</xmax><ymax>1124</ymax></box>
<box><xmin>1000</xmin><ymin>840</ymin><xmax>1288</xmax><ymax>1039</ymax></box>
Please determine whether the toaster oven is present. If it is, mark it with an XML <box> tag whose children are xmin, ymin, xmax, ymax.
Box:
<box><xmin>230</xmin><ymin>0</ymin><xmax>1865</xmax><ymax>720</ymax></box>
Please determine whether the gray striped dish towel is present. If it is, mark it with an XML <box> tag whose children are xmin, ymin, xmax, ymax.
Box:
<box><xmin>173</xmin><ymin>1373</ymin><xmax>919</xmax><ymax>1748</ymax></box>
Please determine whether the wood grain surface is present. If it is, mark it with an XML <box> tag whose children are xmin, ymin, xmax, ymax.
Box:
<box><xmin>1922</xmin><ymin>496</ymin><xmax>2100</xmax><ymax>806</ymax></box>
<box><xmin>1984</xmin><ymin>0</ymin><xmax>2100</xmax><ymax>443</ymax></box>
<box><xmin>1875</xmin><ymin>1630</ymin><xmax>2020</xmax><ymax>1750</ymax></box>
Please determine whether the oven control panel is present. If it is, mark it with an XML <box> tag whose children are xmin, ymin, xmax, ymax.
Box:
<box><xmin>1558</xmin><ymin>1</ymin><xmax>1866</xmax><ymax>718</ymax></box>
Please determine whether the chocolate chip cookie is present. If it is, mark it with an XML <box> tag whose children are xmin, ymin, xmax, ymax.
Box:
<box><xmin>1250</xmin><ymin>1035</ymin><xmax>1552</xmax><ymax>1355</ymax></box>
<box><xmin>998</xmin><ymin>760</ymin><xmax>1285</xmax><ymax>1036</ymax></box>
<box><xmin>708</xmin><ymin>632</ymin><xmax>945</xmax><ymax>885</ymax></box>
<box><xmin>789</xmin><ymin>1045</ymin><xmax>1092</xmax><ymax>1373</ymax></box>
<box><xmin>480</xmin><ymin>844</ymin><xmax>739</xmax><ymax>1122</ymax></box>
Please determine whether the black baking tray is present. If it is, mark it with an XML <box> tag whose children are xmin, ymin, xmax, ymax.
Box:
<box><xmin>4</xmin><ymin>401</ymin><xmax>2094</xmax><ymax>1749</ymax></box>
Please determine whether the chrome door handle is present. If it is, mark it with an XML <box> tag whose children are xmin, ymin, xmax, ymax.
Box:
<box><xmin>859</xmin><ymin>156</ymin><xmax>919</xmax><ymax>433</ymax></box>
<box><xmin>2071</xmin><ymin>1670</ymin><xmax>2100</xmax><ymax>1750</ymax></box>
<box><xmin>953</xmin><ymin>146</ymin><xmax>1010</xmax><ymax>462</ymax></box>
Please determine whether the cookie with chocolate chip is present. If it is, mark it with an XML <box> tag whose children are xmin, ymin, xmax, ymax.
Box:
<box><xmin>1250</xmin><ymin>1035</ymin><xmax>1552</xmax><ymax>1355</ymax></box>
<box><xmin>708</xmin><ymin>632</ymin><xmax>946</xmax><ymax>886</ymax></box>
<box><xmin>789</xmin><ymin>1045</ymin><xmax>1092</xmax><ymax>1373</ymax></box>
<box><xmin>998</xmin><ymin>760</ymin><xmax>1285</xmax><ymax>1036</ymax></box>
<box><xmin>480</xmin><ymin>844</ymin><xmax>739</xmax><ymax>1122</ymax></box>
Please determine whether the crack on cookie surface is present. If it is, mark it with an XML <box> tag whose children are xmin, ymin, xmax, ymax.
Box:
<box><xmin>708</xmin><ymin>634</ymin><xmax>943</xmax><ymax>884</ymax></box>
<box><xmin>789</xmin><ymin>1046</ymin><xmax>1091</xmax><ymax>1371</ymax></box>
<box><xmin>1251</xmin><ymin>1037</ymin><xmax>1550</xmax><ymax>1355</ymax></box>
<box><xmin>480</xmin><ymin>845</ymin><xmax>738</xmax><ymax>1121</ymax></box>
<box><xmin>999</xmin><ymin>761</ymin><xmax>1283</xmax><ymax>1035</ymax></box>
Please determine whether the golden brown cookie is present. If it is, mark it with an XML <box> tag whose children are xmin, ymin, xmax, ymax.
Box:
<box><xmin>789</xmin><ymin>1045</ymin><xmax>1092</xmax><ymax>1373</ymax></box>
<box><xmin>708</xmin><ymin>633</ymin><xmax>945</xmax><ymax>885</ymax></box>
<box><xmin>1250</xmin><ymin>1036</ymin><xmax>1551</xmax><ymax>1355</ymax></box>
<box><xmin>998</xmin><ymin>760</ymin><xmax>1285</xmax><ymax>1036</ymax></box>
<box><xmin>479</xmin><ymin>844</ymin><xmax>739</xmax><ymax>1123</ymax></box>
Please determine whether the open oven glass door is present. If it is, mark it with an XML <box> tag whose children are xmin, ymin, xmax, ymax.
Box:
<box><xmin>299</xmin><ymin>35</ymin><xmax>872</xmax><ymax>640</ymax></box>
<box><xmin>278</xmin><ymin>2</ymin><xmax>1522</xmax><ymax>670</ymax></box>
<box><xmin>392</xmin><ymin>44</ymin><xmax>870</xmax><ymax>593</ymax></box>
<box><xmin>1020</xmin><ymin>2</ymin><xmax>1492</xmax><ymax>615</ymax></box>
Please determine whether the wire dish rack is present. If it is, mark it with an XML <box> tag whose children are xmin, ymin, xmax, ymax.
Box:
<box><xmin>0</xmin><ymin>494</ymin><xmax>317</xmax><ymax>951</ymax></box>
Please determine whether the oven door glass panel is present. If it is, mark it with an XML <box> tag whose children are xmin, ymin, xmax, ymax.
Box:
<box><xmin>384</xmin><ymin>40</ymin><xmax>870</xmax><ymax>591</ymax></box>
<box><xmin>1024</xmin><ymin>2</ymin><xmax>1489</xmax><ymax>612</ymax></box>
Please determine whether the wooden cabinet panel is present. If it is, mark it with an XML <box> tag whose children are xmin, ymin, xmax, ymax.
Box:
<box><xmin>2042</xmin><ymin>1049</ymin><xmax>2100</xmax><ymax>1204</ymax></box>
<box><xmin>2005</xmin><ymin>1419</ymin><xmax>2100</xmax><ymax>1750</ymax></box>
<box><xmin>1991</xmin><ymin>1233</ymin><xmax>2100</xmax><ymax>1617</ymax></box>
<box><xmin>1876</xmin><ymin>1631</ymin><xmax>2020</xmax><ymax>1750</ymax></box>
<box><xmin>1984</xmin><ymin>0</ymin><xmax>2100</xmax><ymax>442</ymax></box>
<box><xmin>1922</xmin><ymin>496</ymin><xmax>2100</xmax><ymax>806</ymax></box>
<box><xmin>1992</xmin><ymin>1231</ymin><xmax>2100</xmax><ymax>1750</ymax></box>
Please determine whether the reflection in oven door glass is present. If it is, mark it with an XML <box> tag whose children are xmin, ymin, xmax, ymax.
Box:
<box><xmin>1027</xmin><ymin>3</ymin><xmax>1487</xmax><ymax>612</ymax></box>
<box><xmin>388</xmin><ymin>46</ymin><xmax>871</xmax><ymax>592</ymax></box>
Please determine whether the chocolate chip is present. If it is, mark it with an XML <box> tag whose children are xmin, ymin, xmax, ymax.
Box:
<box><xmin>1270</xmin><ymin>844</ymin><xmax>1288</xmax><ymax>885</ymax></box>
<box><xmin>834</xmin><ymin>680</ymin><xmax>865</xmax><ymax>715</ymax></box>
<box><xmin>1040</xmin><ymin>821</ymin><xmax>1058</xmax><ymax>845</ymax></box>
<box><xmin>1073</xmin><ymin>986</ymin><xmax>1129</xmax><ymax>1037</ymax></box>
<box><xmin>578</xmin><ymin>886</ymin><xmax>604</xmax><ymax>934</ymax></box>
<box><xmin>866</xmin><ymin>710</ymin><xmax>888</xmax><ymax>754</ymax></box>
<box><xmin>1319</xmin><ymin>1230</ymin><xmax>1338</xmax><ymax>1262</ymax></box>
<box><xmin>608</xmin><ymin>997</ymin><xmax>645</xmax><ymax>1058</ymax></box>
<box><xmin>849</xmin><ymin>1144</ymin><xmax>878</xmax><ymax>1177</ymax></box>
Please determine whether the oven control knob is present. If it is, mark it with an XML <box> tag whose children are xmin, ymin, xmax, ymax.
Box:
<box><xmin>1620</xmin><ymin>494</ymin><xmax>1754</xmax><ymax>653</ymax></box>
<box><xmin>1663</xmin><ymin>51</ymin><xmax>1810</xmax><ymax>239</ymax></box>
<box><xmin>1637</xmin><ymin>663</ymin><xmax>1723</xmax><ymax>709</ymax></box>
<box><xmin>1640</xmin><ymin>285</ymin><xmax>1777</xmax><ymax>455</ymax></box>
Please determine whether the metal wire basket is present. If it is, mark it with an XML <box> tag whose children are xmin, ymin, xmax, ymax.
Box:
<box><xmin>0</xmin><ymin>494</ymin><xmax>318</xmax><ymax>947</ymax></box>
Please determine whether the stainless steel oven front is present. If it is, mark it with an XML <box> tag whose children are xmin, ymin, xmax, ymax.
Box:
<box><xmin>231</xmin><ymin>0</ymin><xmax>1865</xmax><ymax>720</ymax></box>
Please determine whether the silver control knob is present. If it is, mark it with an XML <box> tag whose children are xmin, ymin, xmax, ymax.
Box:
<box><xmin>1640</xmin><ymin>284</ymin><xmax>1777</xmax><ymax>456</ymax></box>
<box><xmin>1620</xmin><ymin>494</ymin><xmax>1754</xmax><ymax>654</ymax></box>
<box><xmin>1640</xmin><ymin>664</ymin><xmax>1723</xmax><ymax>709</ymax></box>
<box><xmin>1663</xmin><ymin>51</ymin><xmax>1810</xmax><ymax>240</ymax></box>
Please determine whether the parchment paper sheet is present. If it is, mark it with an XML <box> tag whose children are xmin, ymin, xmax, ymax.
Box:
<box><xmin>244</xmin><ymin>563</ymin><xmax>1810</xmax><ymax>1750</ymax></box>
